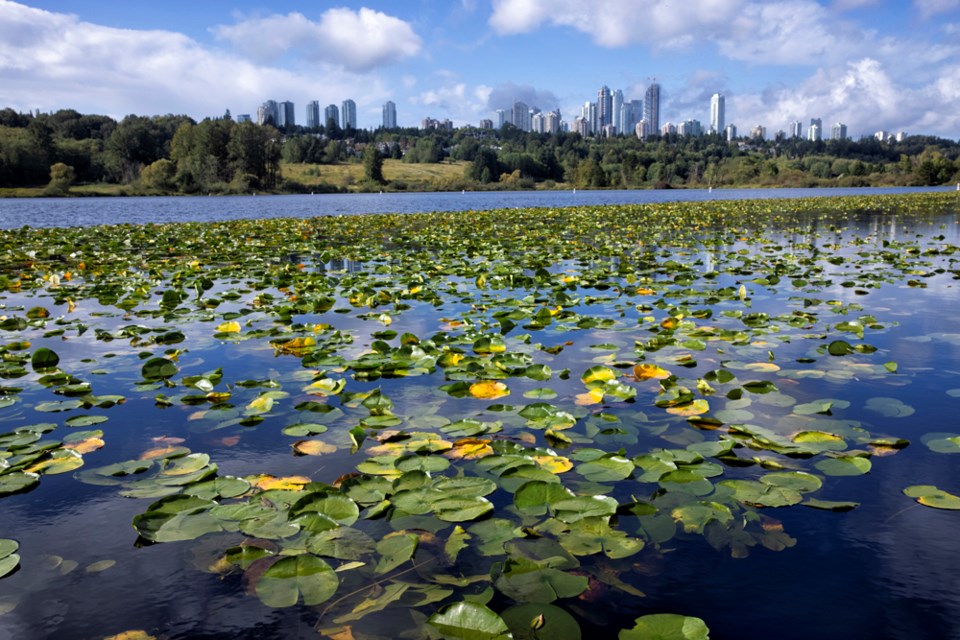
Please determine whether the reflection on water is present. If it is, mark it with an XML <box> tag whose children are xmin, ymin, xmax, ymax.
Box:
<box><xmin>0</xmin><ymin>203</ymin><xmax>959</xmax><ymax>638</ymax></box>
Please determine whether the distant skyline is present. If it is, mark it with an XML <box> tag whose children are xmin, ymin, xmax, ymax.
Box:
<box><xmin>1</xmin><ymin>0</ymin><xmax>959</xmax><ymax>139</ymax></box>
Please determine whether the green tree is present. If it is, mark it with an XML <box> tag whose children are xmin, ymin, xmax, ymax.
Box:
<box><xmin>466</xmin><ymin>148</ymin><xmax>501</xmax><ymax>183</ymax></box>
<box><xmin>140</xmin><ymin>158</ymin><xmax>176</xmax><ymax>192</ymax></box>
<box><xmin>44</xmin><ymin>162</ymin><xmax>75</xmax><ymax>195</ymax></box>
<box><xmin>362</xmin><ymin>144</ymin><xmax>385</xmax><ymax>184</ymax></box>
<box><xmin>227</xmin><ymin>123</ymin><xmax>281</xmax><ymax>190</ymax></box>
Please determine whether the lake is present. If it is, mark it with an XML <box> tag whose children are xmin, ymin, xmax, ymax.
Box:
<box><xmin>0</xmin><ymin>186</ymin><xmax>955</xmax><ymax>228</ymax></box>
<box><xmin>0</xmin><ymin>192</ymin><xmax>959</xmax><ymax>639</ymax></box>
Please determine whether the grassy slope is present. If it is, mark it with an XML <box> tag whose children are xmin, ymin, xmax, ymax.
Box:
<box><xmin>0</xmin><ymin>160</ymin><xmax>474</xmax><ymax>197</ymax></box>
<box><xmin>282</xmin><ymin>159</ymin><xmax>471</xmax><ymax>188</ymax></box>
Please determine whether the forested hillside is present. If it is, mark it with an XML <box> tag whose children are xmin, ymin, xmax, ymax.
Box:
<box><xmin>1</xmin><ymin>107</ymin><xmax>958</xmax><ymax>195</ymax></box>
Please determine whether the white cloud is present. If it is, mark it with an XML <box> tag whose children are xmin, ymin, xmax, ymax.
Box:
<box><xmin>0</xmin><ymin>2</ymin><xmax>386</xmax><ymax>121</ymax></box>
<box><xmin>474</xmin><ymin>84</ymin><xmax>493</xmax><ymax>105</ymax></box>
<box><xmin>729</xmin><ymin>58</ymin><xmax>960</xmax><ymax>138</ymax></box>
<box><xmin>831</xmin><ymin>0</ymin><xmax>879</xmax><ymax>10</ymax></box>
<box><xmin>914</xmin><ymin>0</ymin><xmax>960</xmax><ymax>17</ymax></box>
<box><xmin>488</xmin><ymin>0</ymin><xmax>873</xmax><ymax>66</ymax></box>
<box><xmin>489</xmin><ymin>0</ymin><xmax>745</xmax><ymax>48</ymax></box>
<box><xmin>717</xmin><ymin>1</ymin><xmax>869</xmax><ymax>65</ymax></box>
<box><xmin>212</xmin><ymin>8</ymin><xmax>422</xmax><ymax>72</ymax></box>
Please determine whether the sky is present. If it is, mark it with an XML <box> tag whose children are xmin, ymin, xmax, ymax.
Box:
<box><xmin>1</xmin><ymin>0</ymin><xmax>959</xmax><ymax>139</ymax></box>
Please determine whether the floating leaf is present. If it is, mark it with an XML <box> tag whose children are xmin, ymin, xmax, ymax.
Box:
<box><xmin>141</xmin><ymin>358</ymin><xmax>178</xmax><ymax>380</ymax></box>
<box><xmin>634</xmin><ymin>364</ymin><xmax>672</xmax><ymax>380</ymax></box>
<box><xmin>250</xmin><ymin>475</ymin><xmax>311</xmax><ymax>491</ymax></box>
<box><xmin>375</xmin><ymin>533</ymin><xmax>419</xmax><ymax>574</ymax></box>
<box><xmin>215</xmin><ymin>321</ymin><xmax>241</xmax><ymax>334</ymax></box>
<box><xmin>31</xmin><ymin>347</ymin><xmax>60</xmax><ymax>370</ymax></box>
<box><xmin>254</xmin><ymin>555</ymin><xmax>339</xmax><ymax>608</ymax></box>
<box><xmin>0</xmin><ymin>539</ymin><xmax>19</xmax><ymax>579</ymax></box>
<box><xmin>501</xmin><ymin>603</ymin><xmax>581</xmax><ymax>640</ymax></box>
<box><xmin>293</xmin><ymin>440</ymin><xmax>337</xmax><ymax>456</ymax></box>
<box><xmin>469</xmin><ymin>381</ymin><xmax>510</xmax><ymax>400</ymax></box>
<box><xmin>619</xmin><ymin>613</ymin><xmax>710</xmax><ymax>640</ymax></box>
<box><xmin>802</xmin><ymin>499</ymin><xmax>859</xmax><ymax>511</ymax></box>
<box><xmin>814</xmin><ymin>456</ymin><xmax>872</xmax><ymax>476</ymax></box>
<box><xmin>903</xmin><ymin>485</ymin><xmax>960</xmax><ymax>510</ymax></box>
<box><xmin>428</xmin><ymin>601</ymin><xmax>512</xmax><ymax>640</ymax></box>
<box><xmin>581</xmin><ymin>365</ymin><xmax>616</xmax><ymax>384</ymax></box>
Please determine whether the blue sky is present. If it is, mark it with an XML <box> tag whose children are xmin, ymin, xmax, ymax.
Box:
<box><xmin>1</xmin><ymin>0</ymin><xmax>959</xmax><ymax>138</ymax></box>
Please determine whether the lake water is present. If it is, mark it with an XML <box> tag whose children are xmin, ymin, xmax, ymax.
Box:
<box><xmin>0</xmin><ymin>186</ymin><xmax>954</xmax><ymax>228</ymax></box>
<box><xmin>0</xmin><ymin>193</ymin><xmax>959</xmax><ymax>639</ymax></box>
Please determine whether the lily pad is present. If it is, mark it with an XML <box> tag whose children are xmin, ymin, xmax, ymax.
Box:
<box><xmin>254</xmin><ymin>554</ymin><xmax>339</xmax><ymax>607</ymax></box>
<box><xmin>619</xmin><ymin>613</ymin><xmax>710</xmax><ymax>640</ymax></box>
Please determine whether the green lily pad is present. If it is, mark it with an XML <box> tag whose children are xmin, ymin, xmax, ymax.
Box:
<box><xmin>254</xmin><ymin>554</ymin><xmax>338</xmax><ymax>607</ymax></box>
<box><xmin>501</xmin><ymin>603</ymin><xmax>581</xmax><ymax>640</ymax></box>
<box><xmin>0</xmin><ymin>472</ymin><xmax>40</xmax><ymax>496</ymax></box>
<box><xmin>0</xmin><ymin>539</ymin><xmax>19</xmax><ymax>579</ymax></box>
<box><xmin>814</xmin><ymin>456</ymin><xmax>872</xmax><ymax>476</ymax></box>
<box><xmin>619</xmin><ymin>613</ymin><xmax>710</xmax><ymax>640</ymax></box>
<box><xmin>903</xmin><ymin>485</ymin><xmax>960</xmax><ymax>510</ymax></box>
<box><xmin>428</xmin><ymin>601</ymin><xmax>512</xmax><ymax>640</ymax></box>
<box><xmin>31</xmin><ymin>347</ymin><xmax>60</xmax><ymax>370</ymax></box>
<box><xmin>142</xmin><ymin>357</ymin><xmax>179</xmax><ymax>380</ymax></box>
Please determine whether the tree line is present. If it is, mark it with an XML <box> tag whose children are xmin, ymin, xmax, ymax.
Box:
<box><xmin>1</xmin><ymin>106</ymin><xmax>958</xmax><ymax>195</ymax></box>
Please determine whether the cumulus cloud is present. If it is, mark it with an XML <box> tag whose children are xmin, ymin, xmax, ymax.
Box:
<box><xmin>0</xmin><ymin>2</ymin><xmax>385</xmax><ymax>120</ymax></box>
<box><xmin>716</xmin><ymin>1</ymin><xmax>870</xmax><ymax>65</ymax></box>
<box><xmin>488</xmin><ymin>0</ymin><xmax>871</xmax><ymax>65</ymax></box>
<box><xmin>667</xmin><ymin>70</ymin><xmax>729</xmax><ymax>119</ymax></box>
<box><xmin>914</xmin><ymin>0</ymin><xmax>960</xmax><ymax>17</ymax></box>
<box><xmin>729</xmin><ymin>58</ymin><xmax>960</xmax><ymax>138</ymax></box>
<box><xmin>212</xmin><ymin>8</ymin><xmax>422</xmax><ymax>72</ymax></box>
<box><xmin>489</xmin><ymin>0</ymin><xmax>745</xmax><ymax>48</ymax></box>
<box><xmin>831</xmin><ymin>0</ymin><xmax>879</xmax><ymax>9</ymax></box>
<box><xmin>417</xmin><ymin>83</ymin><xmax>467</xmax><ymax>110</ymax></box>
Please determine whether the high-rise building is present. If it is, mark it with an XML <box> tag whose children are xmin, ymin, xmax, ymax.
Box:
<box><xmin>581</xmin><ymin>101</ymin><xmax>597</xmax><ymax>135</ymax></box>
<box><xmin>479</xmin><ymin>119</ymin><xmax>493</xmax><ymax>129</ymax></box>
<box><xmin>324</xmin><ymin>104</ymin><xmax>339</xmax><ymax>129</ymax></box>
<box><xmin>808</xmin><ymin>118</ymin><xmax>822</xmax><ymax>141</ymax></box>
<box><xmin>341</xmin><ymin>99</ymin><xmax>357</xmax><ymax>130</ymax></box>
<box><xmin>644</xmin><ymin>83</ymin><xmax>661</xmax><ymax>135</ymax></box>
<box><xmin>258</xmin><ymin>100</ymin><xmax>279</xmax><ymax>126</ymax></box>
<box><xmin>278</xmin><ymin>101</ymin><xmax>295</xmax><ymax>128</ymax></box>
<box><xmin>680</xmin><ymin>119</ymin><xmax>702</xmax><ymax>137</ymax></box>
<box><xmin>382</xmin><ymin>101</ymin><xmax>397</xmax><ymax>129</ymax></box>
<box><xmin>495</xmin><ymin>109</ymin><xmax>507</xmax><ymax>128</ymax></box>
<box><xmin>621</xmin><ymin>99</ymin><xmax>641</xmax><ymax>136</ymax></box>
<box><xmin>725</xmin><ymin>124</ymin><xmax>737</xmax><ymax>141</ymax></box>
<box><xmin>789</xmin><ymin>121</ymin><xmax>803</xmax><ymax>138</ymax></box>
<box><xmin>611</xmin><ymin>89</ymin><xmax>624</xmax><ymax>134</ymax></box>
<box><xmin>831</xmin><ymin>122</ymin><xmax>847</xmax><ymax>140</ymax></box>
<box><xmin>636</xmin><ymin>119</ymin><xmax>650</xmax><ymax>139</ymax></box>
<box><xmin>574</xmin><ymin>116</ymin><xmax>590</xmax><ymax>137</ymax></box>
<box><xmin>531</xmin><ymin>111</ymin><xmax>545</xmax><ymax>134</ymax></box>
<box><xmin>597</xmin><ymin>86</ymin><xmax>613</xmax><ymax>131</ymax></box>
<box><xmin>305</xmin><ymin>101</ymin><xmax>320</xmax><ymax>129</ymax></box>
<box><xmin>512</xmin><ymin>101</ymin><xmax>529</xmax><ymax>132</ymax></box>
<box><xmin>544</xmin><ymin>110</ymin><xmax>560</xmax><ymax>134</ymax></box>
<box><xmin>751</xmin><ymin>125</ymin><xmax>766</xmax><ymax>140</ymax></box>
<box><xmin>710</xmin><ymin>93</ymin><xmax>725</xmax><ymax>134</ymax></box>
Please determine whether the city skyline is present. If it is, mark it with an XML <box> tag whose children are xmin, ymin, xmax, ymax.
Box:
<box><xmin>1</xmin><ymin>1</ymin><xmax>959</xmax><ymax>139</ymax></box>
